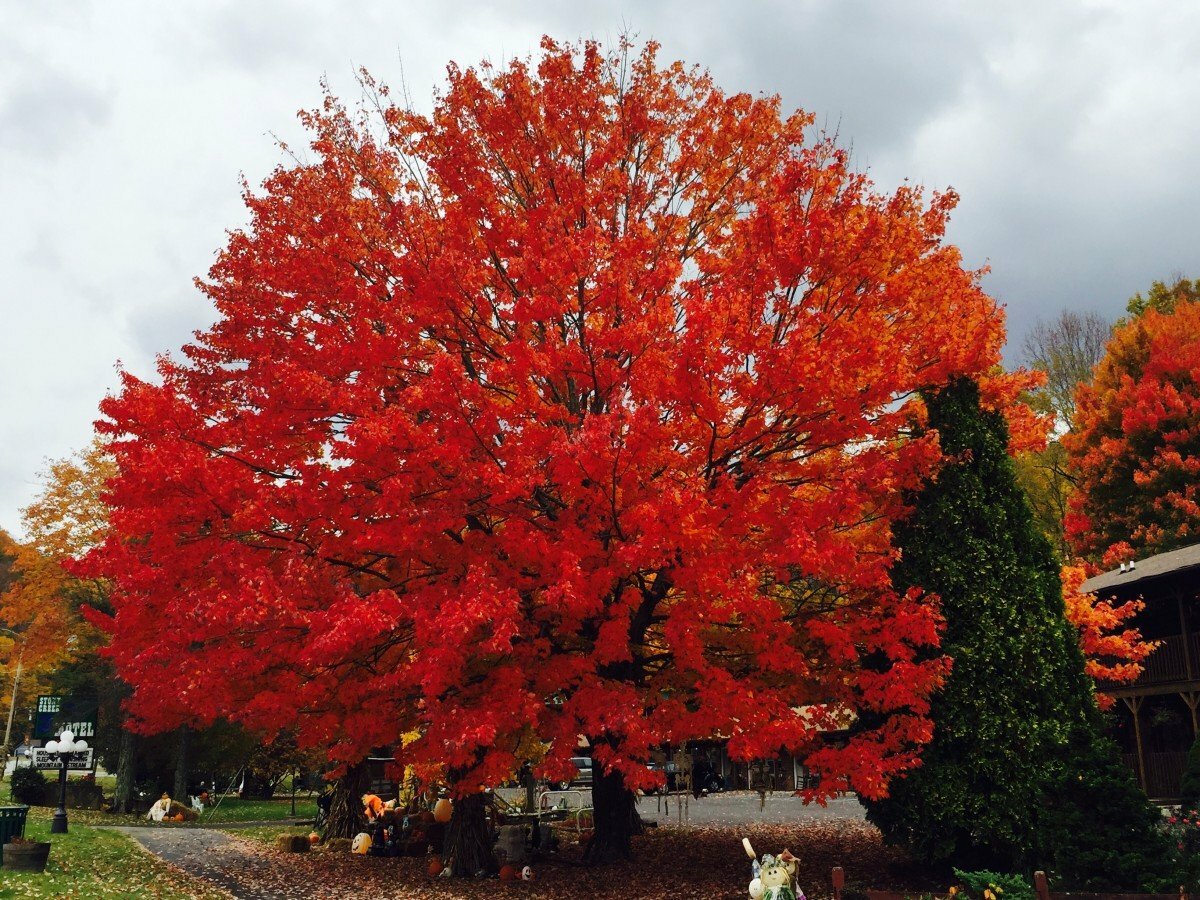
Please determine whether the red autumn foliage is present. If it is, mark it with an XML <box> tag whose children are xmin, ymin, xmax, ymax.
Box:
<box><xmin>81</xmin><ymin>39</ymin><xmax>1024</xmax><ymax>801</ymax></box>
<box><xmin>1060</xmin><ymin>563</ymin><xmax>1155</xmax><ymax>709</ymax></box>
<box><xmin>1065</xmin><ymin>299</ymin><xmax>1200</xmax><ymax>562</ymax></box>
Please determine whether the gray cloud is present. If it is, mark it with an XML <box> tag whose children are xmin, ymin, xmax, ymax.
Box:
<box><xmin>2</xmin><ymin>0</ymin><xmax>1199</xmax><ymax>535</ymax></box>
<box><xmin>0</xmin><ymin>71</ymin><xmax>113</xmax><ymax>157</ymax></box>
<box><xmin>125</xmin><ymin>288</ymin><xmax>217</xmax><ymax>361</ymax></box>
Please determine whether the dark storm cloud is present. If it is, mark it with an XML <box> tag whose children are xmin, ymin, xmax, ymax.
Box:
<box><xmin>650</xmin><ymin>0</ymin><xmax>992</xmax><ymax>156</ymax></box>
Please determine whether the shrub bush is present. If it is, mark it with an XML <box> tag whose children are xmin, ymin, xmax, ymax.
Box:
<box><xmin>1181</xmin><ymin>733</ymin><xmax>1200</xmax><ymax>815</ymax></box>
<box><xmin>10</xmin><ymin>767</ymin><xmax>49</xmax><ymax>805</ymax></box>
<box><xmin>953</xmin><ymin>869</ymin><xmax>1035</xmax><ymax>900</ymax></box>
<box><xmin>65</xmin><ymin>775</ymin><xmax>106</xmax><ymax>810</ymax></box>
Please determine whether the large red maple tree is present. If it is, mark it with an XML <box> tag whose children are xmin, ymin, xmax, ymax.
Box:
<box><xmin>85</xmin><ymin>39</ymin><xmax>1021</xmax><ymax>858</ymax></box>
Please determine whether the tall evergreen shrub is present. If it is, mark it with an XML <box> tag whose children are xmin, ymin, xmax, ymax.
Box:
<box><xmin>864</xmin><ymin>379</ymin><xmax>1170</xmax><ymax>887</ymax></box>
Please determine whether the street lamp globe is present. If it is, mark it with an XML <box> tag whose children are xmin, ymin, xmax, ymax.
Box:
<box><xmin>49</xmin><ymin>729</ymin><xmax>89</xmax><ymax>835</ymax></box>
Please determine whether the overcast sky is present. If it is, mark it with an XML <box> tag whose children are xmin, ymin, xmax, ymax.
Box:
<box><xmin>2</xmin><ymin>1</ymin><xmax>1197</xmax><ymax>538</ymax></box>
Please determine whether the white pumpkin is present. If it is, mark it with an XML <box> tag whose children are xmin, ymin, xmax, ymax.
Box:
<box><xmin>351</xmin><ymin>832</ymin><xmax>372</xmax><ymax>854</ymax></box>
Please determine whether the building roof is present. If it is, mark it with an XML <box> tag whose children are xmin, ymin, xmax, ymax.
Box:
<box><xmin>1080</xmin><ymin>541</ymin><xmax>1200</xmax><ymax>596</ymax></box>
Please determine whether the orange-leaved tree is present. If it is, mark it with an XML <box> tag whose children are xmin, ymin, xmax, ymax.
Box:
<box><xmin>1065</xmin><ymin>296</ymin><xmax>1200</xmax><ymax>563</ymax></box>
<box><xmin>1060</xmin><ymin>562</ymin><xmax>1155</xmax><ymax>708</ymax></box>
<box><xmin>0</xmin><ymin>443</ymin><xmax>115</xmax><ymax>776</ymax></box>
<box><xmin>84</xmin><ymin>38</ymin><xmax>1025</xmax><ymax>864</ymax></box>
<box><xmin>0</xmin><ymin>530</ymin><xmax>28</xmax><ymax>764</ymax></box>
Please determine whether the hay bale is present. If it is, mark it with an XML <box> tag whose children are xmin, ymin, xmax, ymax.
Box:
<box><xmin>275</xmin><ymin>834</ymin><xmax>311</xmax><ymax>853</ymax></box>
<box><xmin>167</xmin><ymin>801</ymin><xmax>199</xmax><ymax>822</ymax></box>
<box><xmin>324</xmin><ymin>837</ymin><xmax>352</xmax><ymax>853</ymax></box>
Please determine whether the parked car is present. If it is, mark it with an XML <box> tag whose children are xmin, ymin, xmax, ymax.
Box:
<box><xmin>646</xmin><ymin>760</ymin><xmax>678</xmax><ymax>794</ymax></box>
<box><xmin>553</xmin><ymin>756</ymin><xmax>594</xmax><ymax>790</ymax></box>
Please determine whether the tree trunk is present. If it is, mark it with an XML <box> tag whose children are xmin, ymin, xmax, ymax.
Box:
<box><xmin>173</xmin><ymin>727</ymin><xmax>191</xmax><ymax>801</ymax></box>
<box><xmin>584</xmin><ymin>751</ymin><xmax>642</xmax><ymax>864</ymax></box>
<box><xmin>522</xmin><ymin>763</ymin><xmax>537</xmax><ymax>814</ymax></box>
<box><xmin>238</xmin><ymin>769</ymin><xmax>277</xmax><ymax>800</ymax></box>
<box><xmin>112</xmin><ymin>727</ymin><xmax>137</xmax><ymax>813</ymax></box>
<box><xmin>325</xmin><ymin>761</ymin><xmax>372</xmax><ymax>839</ymax></box>
<box><xmin>443</xmin><ymin>791</ymin><xmax>495</xmax><ymax>876</ymax></box>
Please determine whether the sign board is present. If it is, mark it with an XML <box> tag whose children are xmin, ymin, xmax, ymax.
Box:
<box><xmin>32</xmin><ymin>695</ymin><xmax>97</xmax><ymax>741</ymax></box>
<box><xmin>33</xmin><ymin>748</ymin><xmax>94</xmax><ymax>771</ymax></box>
<box><xmin>33</xmin><ymin>696</ymin><xmax>61</xmax><ymax>740</ymax></box>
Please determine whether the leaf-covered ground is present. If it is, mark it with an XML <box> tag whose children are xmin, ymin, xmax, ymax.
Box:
<box><xmin>127</xmin><ymin>820</ymin><xmax>929</xmax><ymax>899</ymax></box>
<box><xmin>0</xmin><ymin>807</ymin><xmax>227</xmax><ymax>899</ymax></box>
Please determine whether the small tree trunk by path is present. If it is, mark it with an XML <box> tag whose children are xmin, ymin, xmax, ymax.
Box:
<box><xmin>112</xmin><ymin>727</ymin><xmax>137</xmax><ymax>813</ymax></box>
<box><xmin>173</xmin><ymin>727</ymin><xmax>191</xmax><ymax>801</ymax></box>
<box><xmin>585</xmin><ymin>751</ymin><xmax>641</xmax><ymax>864</ymax></box>
<box><xmin>443</xmin><ymin>791</ymin><xmax>495</xmax><ymax>876</ymax></box>
<box><xmin>522</xmin><ymin>763</ymin><xmax>536</xmax><ymax>815</ymax></box>
<box><xmin>325</xmin><ymin>761</ymin><xmax>371</xmax><ymax>839</ymax></box>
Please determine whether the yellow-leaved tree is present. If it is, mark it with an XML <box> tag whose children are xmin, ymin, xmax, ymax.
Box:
<box><xmin>0</xmin><ymin>442</ymin><xmax>121</xmax><ymax>793</ymax></box>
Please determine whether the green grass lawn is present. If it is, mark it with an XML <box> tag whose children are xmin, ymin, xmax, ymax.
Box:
<box><xmin>0</xmin><ymin>807</ymin><xmax>226</xmax><ymax>899</ymax></box>
<box><xmin>0</xmin><ymin>778</ymin><xmax>316</xmax><ymax>825</ymax></box>
<box><xmin>198</xmin><ymin>795</ymin><xmax>317</xmax><ymax>823</ymax></box>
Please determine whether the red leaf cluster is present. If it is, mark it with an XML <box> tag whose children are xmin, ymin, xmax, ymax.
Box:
<box><xmin>1066</xmin><ymin>300</ymin><xmax>1200</xmax><ymax>561</ymax></box>
<box><xmin>1060</xmin><ymin>563</ymin><xmax>1155</xmax><ymax>709</ymax></box>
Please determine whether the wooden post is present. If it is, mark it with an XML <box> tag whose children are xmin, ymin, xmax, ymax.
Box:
<box><xmin>1183</xmin><ymin>692</ymin><xmax>1200</xmax><ymax>737</ymax></box>
<box><xmin>832</xmin><ymin>866</ymin><xmax>845</xmax><ymax>900</ymax></box>
<box><xmin>1033</xmin><ymin>871</ymin><xmax>1050</xmax><ymax>900</ymax></box>
<box><xmin>1179</xmin><ymin>593</ymin><xmax>1195</xmax><ymax>680</ymax></box>
<box><xmin>1122</xmin><ymin>695</ymin><xmax>1148</xmax><ymax>792</ymax></box>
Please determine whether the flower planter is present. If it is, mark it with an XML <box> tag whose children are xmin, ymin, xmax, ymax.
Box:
<box><xmin>3</xmin><ymin>840</ymin><xmax>51</xmax><ymax>872</ymax></box>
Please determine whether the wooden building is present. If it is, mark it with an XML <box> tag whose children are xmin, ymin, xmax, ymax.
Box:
<box><xmin>1082</xmin><ymin>541</ymin><xmax>1200</xmax><ymax>801</ymax></box>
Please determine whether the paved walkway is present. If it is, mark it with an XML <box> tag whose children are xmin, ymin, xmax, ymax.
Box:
<box><xmin>111</xmin><ymin>826</ymin><xmax>323</xmax><ymax>899</ymax></box>
<box><xmin>510</xmin><ymin>787</ymin><xmax>868</xmax><ymax>827</ymax></box>
<box><xmin>642</xmin><ymin>791</ymin><xmax>867</xmax><ymax>827</ymax></box>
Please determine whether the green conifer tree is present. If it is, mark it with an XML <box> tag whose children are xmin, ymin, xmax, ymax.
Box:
<box><xmin>864</xmin><ymin>379</ymin><xmax>1170</xmax><ymax>886</ymax></box>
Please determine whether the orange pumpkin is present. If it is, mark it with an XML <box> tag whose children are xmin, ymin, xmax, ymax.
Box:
<box><xmin>308</xmin><ymin>832</ymin><xmax>320</xmax><ymax>845</ymax></box>
<box><xmin>427</xmin><ymin>858</ymin><xmax>444</xmax><ymax>876</ymax></box>
<box><xmin>499</xmin><ymin>864</ymin><xmax>517</xmax><ymax>881</ymax></box>
<box><xmin>432</xmin><ymin>798</ymin><xmax>453</xmax><ymax>824</ymax></box>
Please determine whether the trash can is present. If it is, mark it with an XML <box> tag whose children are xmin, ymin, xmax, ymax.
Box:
<box><xmin>0</xmin><ymin>806</ymin><xmax>29</xmax><ymax>851</ymax></box>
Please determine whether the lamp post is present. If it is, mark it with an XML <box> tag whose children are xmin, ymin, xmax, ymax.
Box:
<box><xmin>45</xmin><ymin>729</ymin><xmax>88</xmax><ymax>834</ymax></box>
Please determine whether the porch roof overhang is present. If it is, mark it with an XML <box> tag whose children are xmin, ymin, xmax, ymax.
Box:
<box><xmin>1080</xmin><ymin>541</ymin><xmax>1200</xmax><ymax>597</ymax></box>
